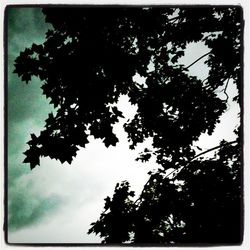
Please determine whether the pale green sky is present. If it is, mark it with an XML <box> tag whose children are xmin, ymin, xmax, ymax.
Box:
<box><xmin>7</xmin><ymin>7</ymin><xmax>240</xmax><ymax>244</ymax></box>
<box><xmin>7</xmin><ymin>7</ymin><xmax>60</xmax><ymax>232</ymax></box>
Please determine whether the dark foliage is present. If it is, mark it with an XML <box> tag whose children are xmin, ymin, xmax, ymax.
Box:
<box><xmin>88</xmin><ymin>141</ymin><xmax>242</xmax><ymax>244</ymax></box>
<box><xmin>14</xmin><ymin>6</ymin><xmax>242</xmax><ymax>244</ymax></box>
<box><xmin>88</xmin><ymin>181</ymin><xmax>136</xmax><ymax>243</ymax></box>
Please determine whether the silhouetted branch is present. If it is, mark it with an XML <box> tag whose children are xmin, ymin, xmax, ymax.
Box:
<box><xmin>186</xmin><ymin>51</ymin><xmax>211</xmax><ymax>69</ymax></box>
<box><xmin>190</xmin><ymin>140</ymin><xmax>237</xmax><ymax>162</ymax></box>
<box><xmin>135</xmin><ymin>140</ymin><xmax>238</xmax><ymax>205</ymax></box>
<box><xmin>223</xmin><ymin>78</ymin><xmax>230</xmax><ymax>102</ymax></box>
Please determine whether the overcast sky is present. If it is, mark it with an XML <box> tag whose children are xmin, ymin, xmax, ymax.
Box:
<box><xmin>7</xmin><ymin>7</ymin><xmax>240</xmax><ymax>244</ymax></box>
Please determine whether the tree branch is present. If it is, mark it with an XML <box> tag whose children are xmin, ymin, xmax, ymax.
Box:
<box><xmin>165</xmin><ymin>140</ymin><xmax>238</xmax><ymax>181</ymax></box>
<box><xmin>223</xmin><ymin>78</ymin><xmax>230</xmax><ymax>102</ymax></box>
<box><xmin>134</xmin><ymin>140</ymin><xmax>238</xmax><ymax>205</ymax></box>
<box><xmin>186</xmin><ymin>51</ymin><xmax>211</xmax><ymax>69</ymax></box>
<box><xmin>189</xmin><ymin>140</ymin><xmax>237</xmax><ymax>162</ymax></box>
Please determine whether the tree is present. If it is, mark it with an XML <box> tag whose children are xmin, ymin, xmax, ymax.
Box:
<box><xmin>14</xmin><ymin>6</ymin><xmax>243</xmax><ymax>244</ymax></box>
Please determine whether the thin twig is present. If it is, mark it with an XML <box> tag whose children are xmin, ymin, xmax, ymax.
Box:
<box><xmin>186</xmin><ymin>51</ymin><xmax>211</xmax><ymax>69</ymax></box>
<box><xmin>223</xmin><ymin>78</ymin><xmax>230</xmax><ymax>102</ymax></box>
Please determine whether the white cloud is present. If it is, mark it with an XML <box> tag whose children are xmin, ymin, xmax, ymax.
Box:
<box><xmin>8</xmin><ymin>96</ymin><xmax>159</xmax><ymax>243</ymax></box>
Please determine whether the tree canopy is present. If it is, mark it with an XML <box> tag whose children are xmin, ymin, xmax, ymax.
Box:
<box><xmin>13</xmin><ymin>6</ymin><xmax>243</xmax><ymax>245</ymax></box>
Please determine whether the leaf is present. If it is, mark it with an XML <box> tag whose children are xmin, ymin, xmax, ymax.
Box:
<box><xmin>103</xmin><ymin>134</ymin><xmax>119</xmax><ymax>147</ymax></box>
<box><xmin>23</xmin><ymin>147</ymin><xmax>40</xmax><ymax>169</ymax></box>
<box><xmin>112</xmin><ymin>106</ymin><xmax>125</xmax><ymax>118</ymax></box>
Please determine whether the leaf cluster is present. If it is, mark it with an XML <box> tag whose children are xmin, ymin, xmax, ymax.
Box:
<box><xmin>89</xmin><ymin>142</ymin><xmax>242</xmax><ymax>244</ymax></box>
<box><xmin>14</xmin><ymin>7</ymin><xmax>241</xmax><ymax>169</ymax></box>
